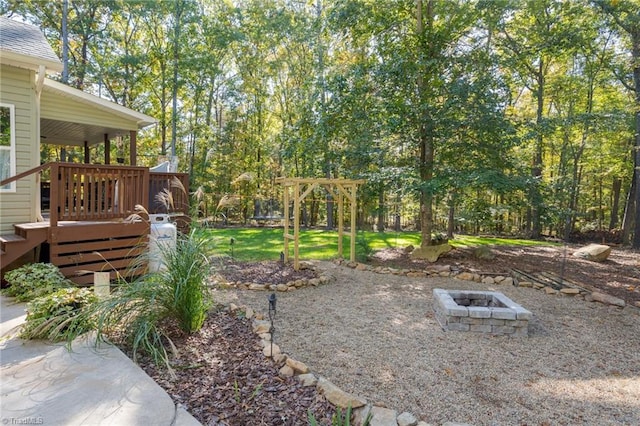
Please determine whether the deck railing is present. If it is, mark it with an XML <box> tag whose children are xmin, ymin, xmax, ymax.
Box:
<box><xmin>49</xmin><ymin>163</ymin><xmax>150</xmax><ymax>226</ymax></box>
<box><xmin>148</xmin><ymin>172</ymin><xmax>190</xmax><ymax>215</ymax></box>
<box><xmin>1</xmin><ymin>162</ymin><xmax>190</xmax><ymax>227</ymax></box>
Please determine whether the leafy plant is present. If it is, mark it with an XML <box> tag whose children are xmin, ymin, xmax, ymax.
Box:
<box><xmin>2</xmin><ymin>263</ymin><xmax>71</xmax><ymax>301</ymax></box>
<box><xmin>21</xmin><ymin>287</ymin><xmax>97</xmax><ymax>342</ymax></box>
<box><xmin>92</xmin><ymin>229</ymin><xmax>213</xmax><ymax>374</ymax></box>
<box><xmin>308</xmin><ymin>405</ymin><xmax>372</xmax><ymax>426</ymax></box>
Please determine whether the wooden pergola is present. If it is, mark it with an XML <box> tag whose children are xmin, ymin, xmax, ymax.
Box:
<box><xmin>277</xmin><ymin>177</ymin><xmax>365</xmax><ymax>270</ymax></box>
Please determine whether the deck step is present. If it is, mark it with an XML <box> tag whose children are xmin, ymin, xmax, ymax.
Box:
<box><xmin>0</xmin><ymin>234</ymin><xmax>27</xmax><ymax>244</ymax></box>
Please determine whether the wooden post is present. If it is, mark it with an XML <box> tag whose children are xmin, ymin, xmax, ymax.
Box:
<box><xmin>283</xmin><ymin>184</ymin><xmax>290</xmax><ymax>262</ymax></box>
<box><xmin>84</xmin><ymin>141</ymin><xmax>90</xmax><ymax>163</ymax></box>
<box><xmin>350</xmin><ymin>184</ymin><xmax>357</xmax><ymax>263</ymax></box>
<box><xmin>129</xmin><ymin>130</ymin><xmax>137</xmax><ymax>166</ymax></box>
<box><xmin>104</xmin><ymin>133</ymin><xmax>110</xmax><ymax>165</ymax></box>
<box><xmin>338</xmin><ymin>188</ymin><xmax>344</xmax><ymax>258</ymax></box>
<box><xmin>293</xmin><ymin>181</ymin><xmax>300</xmax><ymax>270</ymax></box>
<box><xmin>94</xmin><ymin>272</ymin><xmax>110</xmax><ymax>298</ymax></box>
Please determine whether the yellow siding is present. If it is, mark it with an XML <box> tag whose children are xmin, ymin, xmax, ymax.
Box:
<box><xmin>41</xmin><ymin>90</ymin><xmax>138</xmax><ymax>130</ymax></box>
<box><xmin>0</xmin><ymin>64</ymin><xmax>38</xmax><ymax>233</ymax></box>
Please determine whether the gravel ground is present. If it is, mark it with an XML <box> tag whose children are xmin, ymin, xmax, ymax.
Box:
<box><xmin>216</xmin><ymin>261</ymin><xmax>640</xmax><ymax>426</ymax></box>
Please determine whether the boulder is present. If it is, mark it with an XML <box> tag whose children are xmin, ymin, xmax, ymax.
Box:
<box><xmin>404</xmin><ymin>245</ymin><xmax>415</xmax><ymax>254</ymax></box>
<box><xmin>409</xmin><ymin>244</ymin><xmax>453</xmax><ymax>262</ymax></box>
<box><xmin>573</xmin><ymin>244</ymin><xmax>611</xmax><ymax>262</ymax></box>
<box><xmin>285</xmin><ymin>357</ymin><xmax>310</xmax><ymax>374</ymax></box>
<box><xmin>473</xmin><ymin>246</ymin><xmax>495</xmax><ymax>260</ymax></box>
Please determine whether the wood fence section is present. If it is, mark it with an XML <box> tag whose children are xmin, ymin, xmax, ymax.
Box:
<box><xmin>49</xmin><ymin>221</ymin><xmax>150</xmax><ymax>285</ymax></box>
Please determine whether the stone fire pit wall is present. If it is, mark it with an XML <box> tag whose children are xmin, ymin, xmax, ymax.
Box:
<box><xmin>433</xmin><ymin>289</ymin><xmax>531</xmax><ymax>337</ymax></box>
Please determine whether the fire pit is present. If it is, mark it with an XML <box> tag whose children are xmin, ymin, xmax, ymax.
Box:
<box><xmin>433</xmin><ymin>289</ymin><xmax>531</xmax><ymax>337</ymax></box>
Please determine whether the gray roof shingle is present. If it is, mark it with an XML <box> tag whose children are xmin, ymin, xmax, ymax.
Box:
<box><xmin>0</xmin><ymin>17</ymin><xmax>61</xmax><ymax>67</ymax></box>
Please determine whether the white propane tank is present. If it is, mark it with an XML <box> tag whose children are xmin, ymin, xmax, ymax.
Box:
<box><xmin>149</xmin><ymin>214</ymin><xmax>177</xmax><ymax>272</ymax></box>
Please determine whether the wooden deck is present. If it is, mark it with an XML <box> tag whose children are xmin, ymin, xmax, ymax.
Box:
<box><xmin>1</xmin><ymin>162</ymin><xmax>189</xmax><ymax>283</ymax></box>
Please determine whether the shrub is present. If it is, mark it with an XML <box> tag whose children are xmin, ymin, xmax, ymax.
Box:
<box><xmin>21</xmin><ymin>287</ymin><xmax>97</xmax><ymax>342</ymax></box>
<box><xmin>3</xmin><ymin>263</ymin><xmax>71</xmax><ymax>301</ymax></box>
<box><xmin>93</xmin><ymin>229</ymin><xmax>213</xmax><ymax>373</ymax></box>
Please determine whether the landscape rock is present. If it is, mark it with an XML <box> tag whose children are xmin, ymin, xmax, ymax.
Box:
<box><xmin>397</xmin><ymin>411</ymin><xmax>418</xmax><ymax>426</ymax></box>
<box><xmin>518</xmin><ymin>281</ymin><xmax>533</xmax><ymax>287</ymax></box>
<box><xmin>572</xmin><ymin>244</ymin><xmax>611</xmax><ymax>262</ymax></box>
<box><xmin>252</xmin><ymin>320</ymin><xmax>270</xmax><ymax>334</ymax></box>
<box><xmin>263</xmin><ymin>343</ymin><xmax>281</xmax><ymax>357</ymax></box>
<box><xmin>278</xmin><ymin>364</ymin><xmax>294</xmax><ymax>377</ymax></box>
<box><xmin>356</xmin><ymin>263</ymin><xmax>368</xmax><ymax>271</ymax></box>
<box><xmin>543</xmin><ymin>286</ymin><xmax>558</xmax><ymax>295</ymax></box>
<box><xmin>502</xmin><ymin>277</ymin><xmax>514</xmax><ymax>286</ymax></box>
<box><xmin>369</xmin><ymin>406</ymin><xmax>398</xmax><ymax>426</ymax></box>
<box><xmin>482</xmin><ymin>276</ymin><xmax>495</xmax><ymax>284</ymax></box>
<box><xmin>248</xmin><ymin>283</ymin><xmax>265</xmax><ymax>291</ymax></box>
<box><xmin>456</xmin><ymin>272</ymin><xmax>474</xmax><ymax>281</ymax></box>
<box><xmin>404</xmin><ymin>245</ymin><xmax>415</xmax><ymax>254</ymax></box>
<box><xmin>316</xmin><ymin>377</ymin><xmax>366</xmax><ymax>408</ymax></box>
<box><xmin>353</xmin><ymin>405</ymin><xmax>373</xmax><ymax>426</ymax></box>
<box><xmin>591</xmin><ymin>291</ymin><xmax>625</xmax><ymax>307</ymax></box>
<box><xmin>473</xmin><ymin>246</ymin><xmax>495</xmax><ymax>260</ymax></box>
<box><xmin>245</xmin><ymin>307</ymin><xmax>254</xmax><ymax>319</ymax></box>
<box><xmin>297</xmin><ymin>373</ymin><xmax>318</xmax><ymax>387</ymax></box>
<box><xmin>410</xmin><ymin>244</ymin><xmax>453</xmax><ymax>262</ymax></box>
<box><xmin>276</xmin><ymin>284</ymin><xmax>288</xmax><ymax>291</ymax></box>
<box><xmin>286</xmin><ymin>357</ymin><xmax>310</xmax><ymax>374</ymax></box>
<box><xmin>560</xmin><ymin>288</ymin><xmax>580</xmax><ymax>295</ymax></box>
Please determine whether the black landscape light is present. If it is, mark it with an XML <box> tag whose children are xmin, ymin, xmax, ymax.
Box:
<box><xmin>280</xmin><ymin>251</ymin><xmax>285</xmax><ymax>264</ymax></box>
<box><xmin>268</xmin><ymin>293</ymin><xmax>277</xmax><ymax>357</ymax></box>
<box><xmin>229</xmin><ymin>237</ymin><xmax>235</xmax><ymax>258</ymax></box>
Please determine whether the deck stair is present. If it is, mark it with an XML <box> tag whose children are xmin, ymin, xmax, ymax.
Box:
<box><xmin>0</xmin><ymin>222</ymin><xmax>49</xmax><ymax>268</ymax></box>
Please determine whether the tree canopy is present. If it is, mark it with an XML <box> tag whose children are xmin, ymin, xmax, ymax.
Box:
<box><xmin>3</xmin><ymin>0</ymin><xmax>638</xmax><ymax>245</ymax></box>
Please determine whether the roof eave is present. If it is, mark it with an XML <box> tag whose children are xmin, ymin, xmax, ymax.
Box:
<box><xmin>0</xmin><ymin>50</ymin><xmax>62</xmax><ymax>73</ymax></box>
<box><xmin>43</xmin><ymin>78</ymin><xmax>157</xmax><ymax>128</ymax></box>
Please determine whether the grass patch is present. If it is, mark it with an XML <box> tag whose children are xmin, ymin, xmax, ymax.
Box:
<box><xmin>201</xmin><ymin>228</ymin><xmax>555</xmax><ymax>262</ymax></box>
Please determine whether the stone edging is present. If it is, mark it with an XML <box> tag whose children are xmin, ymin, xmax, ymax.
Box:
<box><xmin>227</xmin><ymin>302</ymin><xmax>429</xmax><ymax>426</ymax></box>
<box><xmin>223</xmin><ymin>259</ymin><xmax>637</xmax><ymax>426</ymax></box>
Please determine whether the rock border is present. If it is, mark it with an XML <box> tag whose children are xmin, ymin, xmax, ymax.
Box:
<box><xmin>227</xmin><ymin>301</ymin><xmax>429</xmax><ymax>426</ymax></box>
<box><xmin>214</xmin><ymin>261</ymin><xmax>335</xmax><ymax>292</ymax></box>
<box><xmin>222</xmin><ymin>258</ymin><xmax>638</xmax><ymax>426</ymax></box>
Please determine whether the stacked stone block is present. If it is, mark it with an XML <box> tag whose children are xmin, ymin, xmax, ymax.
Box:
<box><xmin>433</xmin><ymin>289</ymin><xmax>531</xmax><ymax>337</ymax></box>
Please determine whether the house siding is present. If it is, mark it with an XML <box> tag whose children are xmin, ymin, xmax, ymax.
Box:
<box><xmin>0</xmin><ymin>64</ymin><xmax>37</xmax><ymax>233</ymax></box>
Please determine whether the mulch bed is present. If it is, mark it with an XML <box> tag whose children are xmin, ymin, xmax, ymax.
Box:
<box><xmin>212</xmin><ymin>258</ymin><xmax>318</xmax><ymax>285</ymax></box>
<box><xmin>132</xmin><ymin>309</ymin><xmax>334</xmax><ymax>426</ymax></box>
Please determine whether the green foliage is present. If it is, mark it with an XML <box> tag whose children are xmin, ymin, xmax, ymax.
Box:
<box><xmin>308</xmin><ymin>404</ymin><xmax>372</xmax><ymax>426</ymax></box>
<box><xmin>21</xmin><ymin>287</ymin><xmax>97</xmax><ymax>342</ymax></box>
<box><xmin>2</xmin><ymin>263</ymin><xmax>71</xmax><ymax>302</ymax></box>
<box><xmin>92</xmin><ymin>230</ymin><xmax>213</xmax><ymax>373</ymax></box>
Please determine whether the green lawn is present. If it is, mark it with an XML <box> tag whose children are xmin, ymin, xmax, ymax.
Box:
<box><xmin>201</xmin><ymin>227</ymin><xmax>555</xmax><ymax>262</ymax></box>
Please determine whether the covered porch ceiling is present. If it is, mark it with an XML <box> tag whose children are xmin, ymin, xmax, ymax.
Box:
<box><xmin>40</xmin><ymin>78</ymin><xmax>156</xmax><ymax>147</ymax></box>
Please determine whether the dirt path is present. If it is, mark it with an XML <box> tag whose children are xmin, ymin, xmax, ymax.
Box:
<box><xmin>218</xmin><ymin>261</ymin><xmax>640</xmax><ymax>425</ymax></box>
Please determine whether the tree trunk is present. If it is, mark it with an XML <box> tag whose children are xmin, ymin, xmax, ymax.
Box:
<box><xmin>632</xmin><ymin>29</ymin><xmax>640</xmax><ymax>248</ymax></box>
<box><xmin>447</xmin><ymin>193</ymin><xmax>455</xmax><ymax>239</ymax></box>
<box><xmin>531</xmin><ymin>59</ymin><xmax>544</xmax><ymax>239</ymax></box>
<box><xmin>417</xmin><ymin>0</ymin><xmax>435</xmax><ymax>248</ymax></box>
<box><xmin>622</xmin><ymin>173</ymin><xmax>635</xmax><ymax>244</ymax></box>
<box><xmin>377</xmin><ymin>187</ymin><xmax>385</xmax><ymax>232</ymax></box>
<box><xmin>610</xmin><ymin>178</ymin><xmax>622</xmax><ymax>230</ymax></box>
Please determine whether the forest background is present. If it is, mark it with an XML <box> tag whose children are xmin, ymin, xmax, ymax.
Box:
<box><xmin>3</xmin><ymin>0</ymin><xmax>639</xmax><ymax>247</ymax></box>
